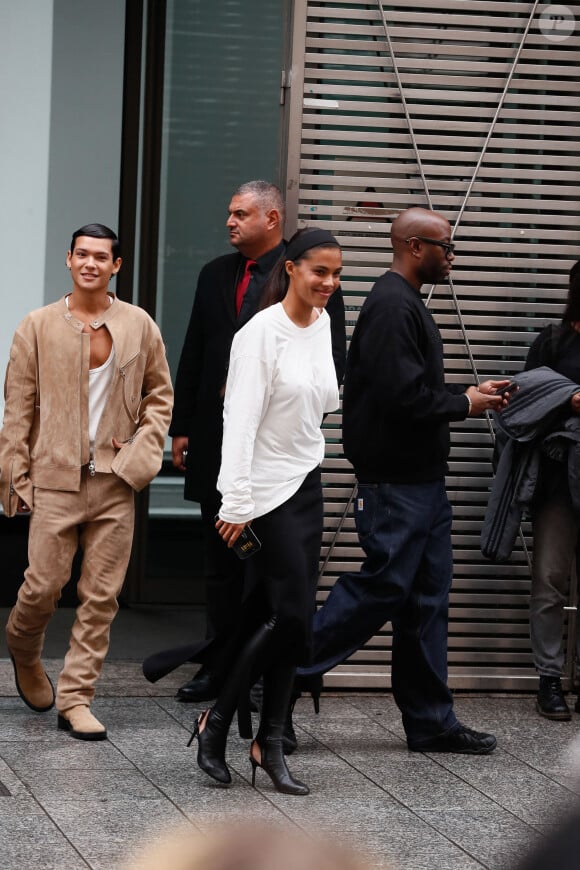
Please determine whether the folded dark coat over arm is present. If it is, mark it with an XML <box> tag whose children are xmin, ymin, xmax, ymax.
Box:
<box><xmin>481</xmin><ymin>367</ymin><xmax>580</xmax><ymax>562</ymax></box>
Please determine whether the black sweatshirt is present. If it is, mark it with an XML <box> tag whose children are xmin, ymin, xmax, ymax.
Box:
<box><xmin>342</xmin><ymin>271</ymin><xmax>469</xmax><ymax>483</ymax></box>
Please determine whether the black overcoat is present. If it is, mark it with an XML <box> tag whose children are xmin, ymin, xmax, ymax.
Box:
<box><xmin>169</xmin><ymin>248</ymin><xmax>346</xmax><ymax>504</ymax></box>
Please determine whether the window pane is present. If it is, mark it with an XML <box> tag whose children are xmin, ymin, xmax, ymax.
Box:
<box><xmin>157</xmin><ymin>0</ymin><xmax>286</xmax><ymax>380</ymax></box>
<box><xmin>148</xmin><ymin>0</ymin><xmax>286</xmax><ymax>537</ymax></box>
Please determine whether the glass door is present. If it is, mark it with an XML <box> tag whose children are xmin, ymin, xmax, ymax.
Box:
<box><xmin>140</xmin><ymin>0</ymin><xmax>290</xmax><ymax>604</ymax></box>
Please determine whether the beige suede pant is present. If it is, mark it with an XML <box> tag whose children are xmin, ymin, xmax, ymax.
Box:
<box><xmin>6</xmin><ymin>469</ymin><xmax>134</xmax><ymax>712</ymax></box>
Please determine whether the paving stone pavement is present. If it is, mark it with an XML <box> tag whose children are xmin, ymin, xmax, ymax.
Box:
<box><xmin>2</xmin><ymin>656</ymin><xmax>580</xmax><ymax>870</ymax></box>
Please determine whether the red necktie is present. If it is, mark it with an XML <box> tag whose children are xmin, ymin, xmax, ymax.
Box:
<box><xmin>235</xmin><ymin>259</ymin><xmax>256</xmax><ymax>316</ymax></box>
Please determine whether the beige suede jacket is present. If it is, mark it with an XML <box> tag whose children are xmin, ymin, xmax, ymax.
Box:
<box><xmin>0</xmin><ymin>296</ymin><xmax>174</xmax><ymax>516</ymax></box>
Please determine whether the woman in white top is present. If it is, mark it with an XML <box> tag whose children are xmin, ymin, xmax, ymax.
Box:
<box><xmin>192</xmin><ymin>228</ymin><xmax>342</xmax><ymax>795</ymax></box>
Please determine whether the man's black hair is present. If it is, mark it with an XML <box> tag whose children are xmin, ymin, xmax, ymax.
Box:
<box><xmin>70</xmin><ymin>224</ymin><xmax>120</xmax><ymax>261</ymax></box>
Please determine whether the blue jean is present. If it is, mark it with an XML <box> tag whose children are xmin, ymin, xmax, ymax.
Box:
<box><xmin>299</xmin><ymin>480</ymin><xmax>458</xmax><ymax>745</ymax></box>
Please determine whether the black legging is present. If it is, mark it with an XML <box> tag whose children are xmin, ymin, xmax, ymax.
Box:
<box><xmin>212</xmin><ymin>466</ymin><xmax>323</xmax><ymax>739</ymax></box>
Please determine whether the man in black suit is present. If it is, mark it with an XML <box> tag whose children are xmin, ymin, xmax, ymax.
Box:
<box><xmin>170</xmin><ymin>180</ymin><xmax>346</xmax><ymax>702</ymax></box>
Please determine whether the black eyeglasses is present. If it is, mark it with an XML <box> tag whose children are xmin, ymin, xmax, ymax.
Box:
<box><xmin>406</xmin><ymin>236</ymin><xmax>456</xmax><ymax>257</ymax></box>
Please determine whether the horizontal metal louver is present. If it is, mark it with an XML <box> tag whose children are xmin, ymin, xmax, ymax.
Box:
<box><xmin>285</xmin><ymin>0</ymin><xmax>580</xmax><ymax>689</ymax></box>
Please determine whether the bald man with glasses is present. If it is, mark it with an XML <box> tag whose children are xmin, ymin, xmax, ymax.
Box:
<box><xmin>298</xmin><ymin>207</ymin><xmax>510</xmax><ymax>755</ymax></box>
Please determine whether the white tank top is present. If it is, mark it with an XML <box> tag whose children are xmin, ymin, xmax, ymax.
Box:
<box><xmin>89</xmin><ymin>347</ymin><xmax>115</xmax><ymax>450</ymax></box>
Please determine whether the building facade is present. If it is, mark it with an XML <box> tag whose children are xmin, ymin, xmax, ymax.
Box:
<box><xmin>2</xmin><ymin>0</ymin><xmax>580</xmax><ymax>689</ymax></box>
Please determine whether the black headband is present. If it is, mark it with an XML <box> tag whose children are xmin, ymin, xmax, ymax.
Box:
<box><xmin>285</xmin><ymin>229</ymin><xmax>339</xmax><ymax>261</ymax></box>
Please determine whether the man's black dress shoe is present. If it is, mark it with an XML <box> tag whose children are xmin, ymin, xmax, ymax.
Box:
<box><xmin>409</xmin><ymin>724</ymin><xmax>497</xmax><ymax>755</ymax></box>
<box><xmin>176</xmin><ymin>667</ymin><xmax>219</xmax><ymax>703</ymax></box>
<box><xmin>536</xmin><ymin>675</ymin><xmax>571</xmax><ymax>721</ymax></box>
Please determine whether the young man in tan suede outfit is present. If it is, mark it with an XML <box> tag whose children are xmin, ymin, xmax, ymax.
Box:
<box><xmin>0</xmin><ymin>223</ymin><xmax>173</xmax><ymax>741</ymax></box>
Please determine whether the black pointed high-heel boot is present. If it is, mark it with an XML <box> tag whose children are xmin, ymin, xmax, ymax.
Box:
<box><xmin>248</xmin><ymin>677</ymin><xmax>297</xmax><ymax>755</ymax></box>
<box><xmin>189</xmin><ymin>708</ymin><xmax>231</xmax><ymax>785</ymax></box>
<box><xmin>250</xmin><ymin>664</ymin><xmax>310</xmax><ymax>795</ymax></box>
<box><xmin>189</xmin><ymin>618</ymin><xmax>277</xmax><ymax>785</ymax></box>
<box><xmin>250</xmin><ymin>737</ymin><xmax>309</xmax><ymax>795</ymax></box>
<box><xmin>282</xmin><ymin>697</ymin><xmax>298</xmax><ymax>756</ymax></box>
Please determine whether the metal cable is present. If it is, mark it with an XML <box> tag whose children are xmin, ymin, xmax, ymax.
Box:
<box><xmin>375</xmin><ymin>0</ymin><xmax>433</xmax><ymax>210</ymax></box>
<box><xmin>320</xmin><ymin>0</ymin><xmax>538</xmax><ymax>578</ymax></box>
<box><xmin>452</xmin><ymin>0</ymin><xmax>541</xmax><ymax>236</ymax></box>
<box><xmin>318</xmin><ymin>481</ymin><xmax>358</xmax><ymax>579</ymax></box>
<box><xmin>423</xmin><ymin>3</ymin><xmax>540</xmax><ymax>572</ymax></box>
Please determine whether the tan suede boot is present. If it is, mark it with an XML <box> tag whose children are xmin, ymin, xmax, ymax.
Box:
<box><xmin>9</xmin><ymin>654</ymin><xmax>55</xmax><ymax>712</ymax></box>
<box><xmin>57</xmin><ymin>705</ymin><xmax>107</xmax><ymax>741</ymax></box>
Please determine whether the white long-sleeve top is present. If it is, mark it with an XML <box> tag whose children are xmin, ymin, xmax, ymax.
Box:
<box><xmin>218</xmin><ymin>302</ymin><xmax>339</xmax><ymax>524</ymax></box>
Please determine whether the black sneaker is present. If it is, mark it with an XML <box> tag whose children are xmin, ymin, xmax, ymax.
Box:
<box><xmin>536</xmin><ymin>676</ymin><xmax>571</xmax><ymax>720</ymax></box>
<box><xmin>409</xmin><ymin>724</ymin><xmax>497</xmax><ymax>755</ymax></box>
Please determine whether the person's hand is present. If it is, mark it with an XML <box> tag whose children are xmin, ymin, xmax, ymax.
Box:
<box><xmin>16</xmin><ymin>497</ymin><xmax>30</xmax><ymax>514</ymax></box>
<box><xmin>571</xmin><ymin>392</ymin><xmax>580</xmax><ymax>414</ymax></box>
<box><xmin>112</xmin><ymin>437</ymin><xmax>124</xmax><ymax>450</ymax></box>
<box><xmin>171</xmin><ymin>436</ymin><xmax>189</xmax><ymax>471</ymax></box>
<box><xmin>477</xmin><ymin>379</ymin><xmax>512</xmax><ymax>397</ymax></box>
<box><xmin>465</xmin><ymin>381</ymin><xmax>510</xmax><ymax>416</ymax></box>
<box><xmin>215</xmin><ymin>516</ymin><xmax>246</xmax><ymax>548</ymax></box>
